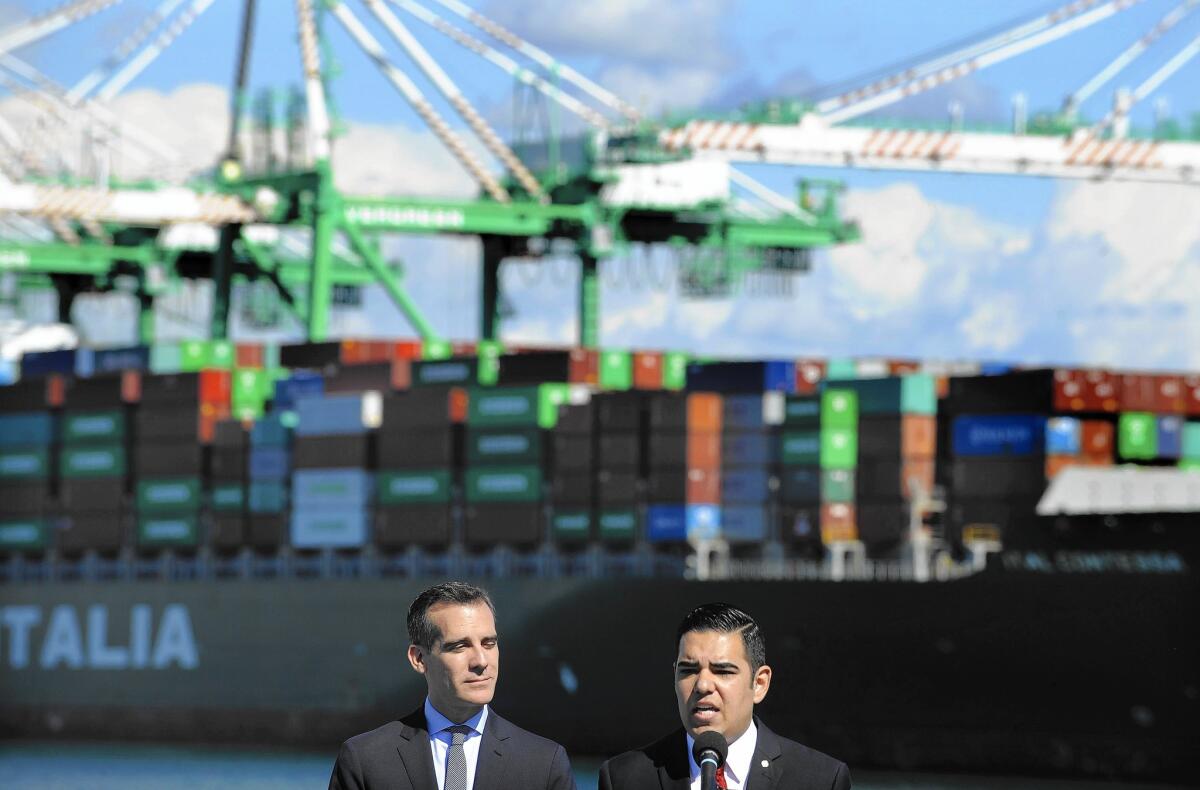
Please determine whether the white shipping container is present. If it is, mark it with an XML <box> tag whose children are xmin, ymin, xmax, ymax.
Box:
<box><xmin>599</xmin><ymin>160</ymin><xmax>730</xmax><ymax>209</ymax></box>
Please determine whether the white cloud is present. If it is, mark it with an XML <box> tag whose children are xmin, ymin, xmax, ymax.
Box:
<box><xmin>597</xmin><ymin>64</ymin><xmax>725</xmax><ymax>118</ymax></box>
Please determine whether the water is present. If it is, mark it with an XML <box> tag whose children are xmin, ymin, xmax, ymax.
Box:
<box><xmin>0</xmin><ymin>742</ymin><xmax>1187</xmax><ymax>789</ymax></box>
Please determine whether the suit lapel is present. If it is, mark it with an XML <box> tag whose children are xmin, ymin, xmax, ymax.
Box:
<box><xmin>472</xmin><ymin>709</ymin><xmax>511</xmax><ymax>790</ymax></box>
<box><xmin>746</xmin><ymin>718</ymin><xmax>784</xmax><ymax>790</ymax></box>
<box><xmin>654</xmin><ymin>729</ymin><xmax>691</xmax><ymax>790</ymax></box>
<box><xmin>396</xmin><ymin>708</ymin><xmax>438</xmax><ymax>790</ymax></box>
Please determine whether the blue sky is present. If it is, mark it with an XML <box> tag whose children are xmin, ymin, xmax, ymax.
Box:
<box><xmin>4</xmin><ymin>0</ymin><xmax>1200</xmax><ymax>369</ymax></box>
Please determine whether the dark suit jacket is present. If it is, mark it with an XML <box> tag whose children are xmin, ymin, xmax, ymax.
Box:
<box><xmin>329</xmin><ymin>707</ymin><xmax>577</xmax><ymax>790</ymax></box>
<box><xmin>598</xmin><ymin>718</ymin><xmax>850</xmax><ymax>790</ymax></box>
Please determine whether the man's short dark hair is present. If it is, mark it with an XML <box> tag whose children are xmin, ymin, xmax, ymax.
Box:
<box><xmin>407</xmin><ymin>581</ymin><xmax>496</xmax><ymax>648</ymax></box>
<box><xmin>675</xmin><ymin>602</ymin><xmax>767</xmax><ymax>673</ymax></box>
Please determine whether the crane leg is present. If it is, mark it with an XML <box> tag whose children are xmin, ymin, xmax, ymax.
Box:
<box><xmin>578</xmin><ymin>252</ymin><xmax>598</xmax><ymax>348</ymax></box>
<box><xmin>480</xmin><ymin>235</ymin><xmax>504</xmax><ymax>342</ymax></box>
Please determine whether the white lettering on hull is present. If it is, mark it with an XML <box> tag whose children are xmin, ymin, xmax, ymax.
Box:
<box><xmin>0</xmin><ymin>604</ymin><xmax>199</xmax><ymax>670</ymax></box>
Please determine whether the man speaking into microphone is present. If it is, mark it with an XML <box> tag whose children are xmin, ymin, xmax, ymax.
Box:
<box><xmin>599</xmin><ymin>603</ymin><xmax>850</xmax><ymax>790</ymax></box>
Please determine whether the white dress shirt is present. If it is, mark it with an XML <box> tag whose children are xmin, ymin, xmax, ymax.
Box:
<box><xmin>686</xmin><ymin>721</ymin><xmax>758</xmax><ymax>790</ymax></box>
<box><xmin>425</xmin><ymin>697</ymin><xmax>489</xmax><ymax>790</ymax></box>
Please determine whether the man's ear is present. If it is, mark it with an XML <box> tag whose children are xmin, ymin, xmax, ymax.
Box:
<box><xmin>407</xmin><ymin>644</ymin><xmax>427</xmax><ymax>674</ymax></box>
<box><xmin>752</xmin><ymin>664</ymin><xmax>772</xmax><ymax>705</ymax></box>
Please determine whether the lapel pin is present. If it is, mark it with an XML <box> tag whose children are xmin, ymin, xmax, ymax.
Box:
<box><xmin>761</xmin><ymin>759</ymin><xmax>769</xmax><ymax>768</ymax></box>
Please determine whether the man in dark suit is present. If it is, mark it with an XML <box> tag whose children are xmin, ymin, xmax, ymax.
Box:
<box><xmin>599</xmin><ymin>603</ymin><xmax>850</xmax><ymax>790</ymax></box>
<box><xmin>329</xmin><ymin>581</ymin><xmax>576</xmax><ymax>790</ymax></box>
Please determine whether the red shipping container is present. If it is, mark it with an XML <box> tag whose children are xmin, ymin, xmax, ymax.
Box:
<box><xmin>1083</xmin><ymin>369</ymin><xmax>1119</xmax><ymax>412</ymax></box>
<box><xmin>686</xmin><ymin>393</ymin><xmax>723</xmax><ymax>433</ymax></box>
<box><xmin>1120</xmin><ymin>374</ymin><xmax>1157</xmax><ymax>412</ymax></box>
<box><xmin>47</xmin><ymin>375</ymin><xmax>65</xmax><ymax>407</ymax></box>
<box><xmin>121</xmin><ymin>370</ymin><xmax>141</xmax><ymax>403</ymax></box>
<box><xmin>452</xmin><ymin>341</ymin><xmax>477</xmax><ymax>357</ymax></box>
<box><xmin>1081</xmin><ymin>420</ymin><xmax>1114</xmax><ymax>456</ymax></box>
<box><xmin>900</xmin><ymin>458</ymin><xmax>935</xmax><ymax>498</ymax></box>
<box><xmin>632</xmin><ymin>352</ymin><xmax>663</xmax><ymax>390</ymax></box>
<box><xmin>199</xmin><ymin>370</ymin><xmax>231</xmax><ymax>405</ymax></box>
<box><xmin>391</xmin><ymin>358</ymin><xmax>412</xmax><ymax>390</ymax></box>
<box><xmin>449</xmin><ymin>387</ymin><xmax>468</xmax><ymax>423</ymax></box>
<box><xmin>820</xmin><ymin>503</ymin><xmax>857</xmax><ymax>543</ymax></box>
<box><xmin>392</xmin><ymin>340</ymin><xmax>423</xmax><ymax>361</ymax></box>
<box><xmin>199</xmin><ymin>403</ymin><xmax>231</xmax><ymax>444</ymax></box>
<box><xmin>686</xmin><ymin>467</ymin><xmax>720</xmax><ymax>504</ymax></box>
<box><xmin>934</xmin><ymin>376</ymin><xmax>950</xmax><ymax>399</ymax></box>
<box><xmin>1053</xmin><ymin>369</ymin><xmax>1086</xmax><ymax>412</ymax></box>
<box><xmin>1045</xmin><ymin>454</ymin><xmax>1078</xmax><ymax>480</ymax></box>
<box><xmin>901</xmin><ymin>415</ymin><xmax>936</xmax><ymax>458</ymax></box>
<box><xmin>1081</xmin><ymin>451</ymin><xmax>1113</xmax><ymax>467</ymax></box>
<box><xmin>568</xmin><ymin>349</ymin><xmax>599</xmax><ymax>385</ymax></box>
<box><xmin>235</xmin><ymin>343</ymin><xmax>264</xmax><ymax>369</ymax></box>
<box><xmin>1183</xmin><ymin>375</ymin><xmax>1200</xmax><ymax>416</ymax></box>
<box><xmin>686</xmin><ymin>433</ymin><xmax>721</xmax><ymax>470</ymax></box>
<box><xmin>887</xmin><ymin>359</ymin><xmax>921</xmax><ymax>375</ymax></box>
<box><xmin>1155</xmin><ymin>375</ymin><xmax>1186</xmax><ymax>414</ymax></box>
<box><xmin>794</xmin><ymin>360</ymin><xmax>825</xmax><ymax>395</ymax></box>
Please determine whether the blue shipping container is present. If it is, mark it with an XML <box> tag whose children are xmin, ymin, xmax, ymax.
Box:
<box><xmin>685</xmin><ymin>361</ymin><xmax>795</xmax><ymax>394</ymax></box>
<box><xmin>952</xmin><ymin>415</ymin><xmax>1047</xmax><ymax>457</ymax></box>
<box><xmin>1045</xmin><ymin>417</ymin><xmax>1082</xmax><ymax>455</ymax></box>
<box><xmin>273</xmin><ymin>373</ymin><xmax>324</xmax><ymax>410</ymax></box>
<box><xmin>0</xmin><ymin>413</ymin><xmax>54</xmax><ymax>447</ymax></box>
<box><xmin>20</xmin><ymin>349</ymin><xmax>75</xmax><ymax>379</ymax></box>
<box><xmin>249</xmin><ymin>447</ymin><xmax>290</xmax><ymax>480</ymax></box>
<box><xmin>720</xmin><ymin>468</ymin><xmax>772</xmax><ymax>505</ymax></box>
<box><xmin>250</xmin><ymin>414</ymin><xmax>290</xmax><ymax>447</ymax></box>
<box><xmin>723</xmin><ymin>432</ymin><xmax>774</xmax><ymax>466</ymax></box>
<box><xmin>290</xmin><ymin>507</ymin><xmax>368</xmax><ymax>549</ymax></box>
<box><xmin>1157</xmin><ymin>416</ymin><xmax>1183</xmax><ymax>459</ymax></box>
<box><xmin>0</xmin><ymin>360</ymin><xmax>15</xmax><ymax>385</ymax></box>
<box><xmin>721</xmin><ymin>505</ymin><xmax>768</xmax><ymax>543</ymax></box>
<box><xmin>295</xmin><ymin>394</ymin><xmax>372</xmax><ymax>436</ymax></box>
<box><xmin>292</xmin><ymin>468</ymin><xmax>373</xmax><ymax>507</ymax></box>
<box><xmin>248</xmin><ymin>481</ymin><xmax>288</xmax><ymax>513</ymax></box>
<box><xmin>76</xmin><ymin>346</ymin><xmax>149</xmax><ymax>377</ymax></box>
<box><xmin>646</xmin><ymin>505</ymin><xmax>687</xmax><ymax>542</ymax></box>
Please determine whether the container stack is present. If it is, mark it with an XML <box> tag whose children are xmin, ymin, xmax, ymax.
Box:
<box><xmin>209</xmin><ymin>419</ymin><xmax>248</xmax><ymax>552</ymax></box>
<box><xmin>592</xmin><ymin>393</ymin><xmax>643</xmax><ymax>544</ymax></box>
<box><xmin>644</xmin><ymin>391</ymin><xmax>723</xmax><ymax>545</ymax></box>
<box><xmin>58</xmin><ymin>373</ymin><xmax>130</xmax><ymax>555</ymax></box>
<box><xmin>135</xmin><ymin>371</ymin><xmax>229</xmax><ymax>553</ymax></box>
<box><xmin>290</xmin><ymin>393</ymin><xmax>378</xmax><ymax>550</ymax></box>
<box><xmin>719</xmin><ymin>393</ymin><xmax>781</xmax><ymax>546</ymax></box>
<box><xmin>0</xmin><ymin>381</ymin><xmax>54</xmax><ymax>556</ymax></box>
<box><xmin>547</xmin><ymin>398</ymin><xmax>595</xmax><ymax>546</ymax></box>
<box><xmin>463</xmin><ymin>384</ymin><xmax>572</xmax><ymax>547</ymax></box>
<box><xmin>248</xmin><ymin>413</ymin><xmax>291</xmax><ymax>550</ymax></box>
<box><xmin>375</xmin><ymin>388</ymin><xmax>463</xmax><ymax>551</ymax></box>
<box><xmin>832</xmin><ymin>375</ymin><xmax>938</xmax><ymax>556</ymax></box>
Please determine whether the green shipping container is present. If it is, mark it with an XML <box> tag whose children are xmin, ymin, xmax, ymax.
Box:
<box><xmin>63</xmin><ymin>411</ymin><xmax>125</xmax><ymax>443</ymax></box>
<box><xmin>468</xmin><ymin>385</ymin><xmax>569</xmax><ymax>429</ymax></box>
<box><xmin>465</xmin><ymin>466</ymin><xmax>541</xmax><ymax>502</ymax></box>
<box><xmin>783</xmin><ymin>397</ymin><xmax>821</xmax><ymax>427</ymax></box>
<box><xmin>476</xmin><ymin>341</ymin><xmax>503</xmax><ymax>387</ymax></box>
<box><xmin>0</xmin><ymin>447</ymin><xmax>51</xmax><ymax>480</ymax></box>
<box><xmin>821</xmin><ymin>469</ymin><xmax>855</xmax><ymax>503</ymax></box>
<box><xmin>181</xmin><ymin>340</ymin><xmax>234</xmax><ymax>371</ymax></box>
<box><xmin>211</xmin><ymin>483</ymin><xmax>246</xmax><ymax>511</ymax></box>
<box><xmin>1179</xmin><ymin>459</ymin><xmax>1200</xmax><ymax>472</ymax></box>
<box><xmin>780</xmin><ymin>432</ymin><xmax>821</xmax><ymax>465</ymax></box>
<box><xmin>599</xmin><ymin>351</ymin><xmax>633</xmax><ymax>390</ymax></box>
<box><xmin>377</xmin><ymin>470</ymin><xmax>452</xmax><ymax>505</ymax></box>
<box><xmin>821</xmin><ymin>389</ymin><xmax>858</xmax><ymax>430</ymax></box>
<box><xmin>422</xmin><ymin>339</ymin><xmax>453</xmax><ymax>360</ymax></box>
<box><xmin>233</xmin><ymin>369</ymin><xmax>270</xmax><ymax>407</ymax></box>
<box><xmin>820</xmin><ymin>428</ymin><xmax>858</xmax><ymax>470</ymax></box>
<box><xmin>1182</xmin><ymin>422</ymin><xmax>1200</xmax><ymax>461</ymax></box>
<box><xmin>1118</xmin><ymin>412</ymin><xmax>1157</xmax><ymax>460</ymax></box>
<box><xmin>662</xmin><ymin>353</ymin><xmax>689</xmax><ymax>390</ymax></box>
<box><xmin>138</xmin><ymin>478</ymin><xmax>203</xmax><ymax>512</ymax></box>
<box><xmin>551</xmin><ymin>510</ymin><xmax>591</xmax><ymax>540</ymax></box>
<box><xmin>138</xmin><ymin>513</ymin><xmax>199</xmax><ymax>547</ymax></box>
<box><xmin>598</xmin><ymin>509</ymin><xmax>638</xmax><ymax>541</ymax></box>
<box><xmin>0</xmin><ymin>519</ymin><xmax>47</xmax><ymax>551</ymax></box>
<box><xmin>60</xmin><ymin>445</ymin><xmax>125</xmax><ymax>478</ymax></box>
<box><xmin>467</xmin><ymin>428</ymin><xmax>543</xmax><ymax>465</ymax></box>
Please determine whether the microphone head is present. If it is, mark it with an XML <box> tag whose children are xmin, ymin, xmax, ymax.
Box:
<box><xmin>692</xmin><ymin>731</ymin><xmax>728</xmax><ymax>768</ymax></box>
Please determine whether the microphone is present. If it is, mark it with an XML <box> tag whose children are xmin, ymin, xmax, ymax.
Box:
<box><xmin>692</xmin><ymin>731</ymin><xmax>728</xmax><ymax>790</ymax></box>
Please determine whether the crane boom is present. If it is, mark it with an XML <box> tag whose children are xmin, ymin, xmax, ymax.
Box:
<box><xmin>0</xmin><ymin>0</ymin><xmax>123</xmax><ymax>58</ymax></box>
<box><xmin>294</xmin><ymin>0</ymin><xmax>332</xmax><ymax>163</ymax></box>
<box><xmin>66</xmin><ymin>0</ymin><xmax>187</xmax><ymax>103</ymax></box>
<box><xmin>95</xmin><ymin>0</ymin><xmax>216</xmax><ymax>102</ymax></box>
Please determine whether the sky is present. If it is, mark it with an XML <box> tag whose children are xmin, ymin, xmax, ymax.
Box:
<box><xmin>2</xmin><ymin>0</ymin><xmax>1200</xmax><ymax>369</ymax></box>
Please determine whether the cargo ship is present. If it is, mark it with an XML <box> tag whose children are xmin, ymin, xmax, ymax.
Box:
<box><xmin>0</xmin><ymin>339</ymin><xmax>1197</xmax><ymax>784</ymax></box>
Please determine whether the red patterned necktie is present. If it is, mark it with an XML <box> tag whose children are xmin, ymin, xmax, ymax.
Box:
<box><xmin>715</xmin><ymin>766</ymin><xmax>728</xmax><ymax>790</ymax></box>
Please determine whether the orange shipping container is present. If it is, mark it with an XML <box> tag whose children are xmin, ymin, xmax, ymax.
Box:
<box><xmin>199</xmin><ymin>403</ymin><xmax>232</xmax><ymax>444</ymax></box>
<box><xmin>686</xmin><ymin>433</ymin><xmax>721</xmax><ymax>470</ymax></box>
<box><xmin>632</xmin><ymin>352</ymin><xmax>664</xmax><ymax>390</ymax></box>
<box><xmin>901</xmin><ymin>415</ymin><xmax>937</xmax><ymax>458</ymax></box>
<box><xmin>122</xmin><ymin>370</ymin><xmax>141</xmax><ymax>403</ymax></box>
<box><xmin>449</xmin><ymin>387</ymin><xmax>469</xmax><ymax>423</ymax></box>
<box><xmin>391</xmin><ymin>358</ymin><xmax>412</xmax><ymax>390</ymax></box>
<box><xmin>686</xmin><ymin>393</ymin><xmax>723</xmax><ymax>433</ymax></box>
<box><xmin>452</xmin><ymin>342</ymin><xmax>477</xmax><ymax>357</ymax></box>
<box><xmin>900</xmin><ymin>458</ymin><xmax>935</xmax><ymax>498</ymax></box>
<box><xmin>934</xmin><ymin>375</ymin><xmax>950</xmax><ymax>399</ymax></box>
<box><xmin>199</xmin><ymin>370</ymin><xmax>232</xmax><ymax>405</ymax></box>
<box><xmin>795</xmin><ymin>360</ymin><xmax>825</xmax><ymax>395</ymax></box>
<box><xmin>1081</xmin><ymin>450</ymin><xmax>1113</xmax><ymax>467</ymax></box>
<box><xmin>1183</xmin><ymin>375</ymin><xmax>1200</xmax><ymax>416</ymax></box>
<box><xmin>47</xmin><ymin>375</ymin><xmax>65</xmax><ymax>407</ymax></box>
<box><xmin>1081</xmin><ymin>420</ymin><xmax>1114</xmax><ymax>456</ymax></box>
<box><xmin>568</xmin><ymin>349</ymin><xmax>599</xmax><ymax>385</ymax></box>
<box><xmin>235</xmin><ymin>343</ymin><xmax>265</xmax><ymax>369</ymax></box>
<box><xmin>1045</xmin><ymin>454</ymin><xmax>1079</xmax><ymax>480</ymax></box>
<box><xmin>1156</xmin><ymin>375</ymin><xmax>1186</xmax><ymax>414</ymax></box>
<box><xmin>820</xmin><ymin>503</ymin><xmax>857</xmax><ymax>543</ymax></box>
<box><xmin>887</xmin><ymin>359</ymin><xmax>921</xmax><ymax>375</ymax></box>
<box><xmin>1083</xmin><ymin>369</ymin><xmax>1119</xmax><ymax>412</ymax></box>
<box><xmin>392</xmin><ymin>340</ymin><xmax>423</xmax><ymax>361</ymax></box>
<box><xmin>1053</xmin><ymin>369</ymin><xmax>1086</xmax><ymax>412</ymax></box>
<box><xmin>686</xmin><ymin>467</ymin><xmax>720</xmax><ymax>504</ymax></box>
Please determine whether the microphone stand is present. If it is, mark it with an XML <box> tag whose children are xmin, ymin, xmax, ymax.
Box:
<box><xmin>699</xmin><ymin>754</ymin><xmax>720</xmax><ymax>790</ymax></box>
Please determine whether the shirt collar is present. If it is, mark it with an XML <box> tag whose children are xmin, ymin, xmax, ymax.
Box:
<box><xmin>685</xmin><ymin>721</ymin><xmax>758</xmax><ymax>786</ymax></box>
<box><xmin>424</xmin><ymin>697</ymin><xmax>489</xmax><ymax>736</ymax></box>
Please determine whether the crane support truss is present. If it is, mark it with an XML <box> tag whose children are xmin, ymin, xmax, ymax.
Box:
<box><xmin>661</xmin><ymin>118</ymin><xmax>1200</xmax><ymax>184</ymax></box>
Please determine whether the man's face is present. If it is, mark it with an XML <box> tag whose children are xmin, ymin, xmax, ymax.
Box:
<box><xmin>407</xmin><ymin>602</ymin><xmax>499</xmax><ymax>722</ymax></box>
<box><xmin>674</xmin><ymin>629</ymin><xmax>771</xmax><ymax>743</ymax></box>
